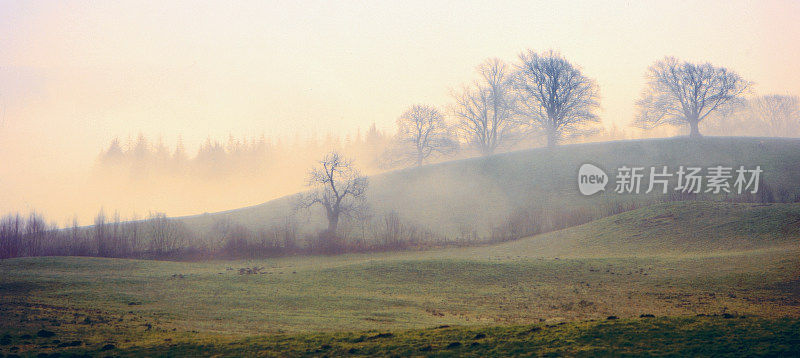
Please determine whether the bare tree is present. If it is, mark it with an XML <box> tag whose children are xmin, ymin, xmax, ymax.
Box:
<box><xmin>635</xmin><ymin>57</ymin><xmax>750</xmax><ymax>138</ymax></box>
<box><xmin>299</xmin><ymin>151</ymin><xmax>368</xmax><ymax>236</ymax></box>
<box><xmin>110</xmin><ymin>211</ymin><xmax>123</xmax><ymax>257</ymax></box>
<box><xmin>94</xmin><ymin>209</ymin><xmax>108</xmax><ymax>257</ymax></box>
<box><xmin>751</xmin><ymin>95</ymin><xmax>799</xmax><ymax>137</ymax></box>
<box><xmin>280</xmin><ymin>215</ymin><xmax>298</xmax><ymax>251</ymax></box>
<box><xmin>221</xmin><ymin>221</ymin><xmax>252</xmax><ymax>257</ymax></box>
<box><xmin>68</xmin><ymin>216</ymin><xmax>90</xmax><ymax>256</ymax></box>
<box><xmin>128</xmin><ymin>213</ymin><xmax>141</xmax><ymax>254</ymax></box>
<box><xmin>0</xmin><ymin>214</ymin><xmax>23</xmax><ymax>258</ymax></box>
<box><xmin>513</xmin><ymin>50</ymin><xmax>600</xmax><ymax>147</ymax></box>
<box><xmin>23</xmin><ymin>212</ymin><xmax>46</xmax><ymax>256</ymax></box>
<box><xmin>147</xmin><ymin>212</ymin><xmax>185</xmax><ymax>256</ymax></box>
<box><xmin>380</xmin><ymin>211</ymin><xmax>404</xmax><ymax>248</ymax></box>
<box><xmin>452</xmin><ymin>58</ymin><xmax>520</xmax><ymax>155</ymax></box>
<box><xmin>389</xmin><ymin>105</ymin><xmax>457</xmax><ymax>167</ymax></box>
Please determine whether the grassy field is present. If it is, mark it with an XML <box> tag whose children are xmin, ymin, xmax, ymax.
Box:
<box><xmin>2</xmin><ymin>201</ymin><xmax>799</xmax><ymax>356</ymax></box>
<box><xmin>2</xmin><ymin>317</ymin><xmax>799</xmax><ymax>357</ymax></box>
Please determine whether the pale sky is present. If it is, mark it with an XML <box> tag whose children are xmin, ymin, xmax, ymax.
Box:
<box><xmin>1</xmin><ymin>0</ymin><xmax>799</xmax><ymax>220</ymax></box>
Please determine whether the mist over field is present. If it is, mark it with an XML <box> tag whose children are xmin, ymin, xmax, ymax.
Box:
<box><xmin>1</xmin><ymin>0</ymin><xmax>798</xmax><ymax>270</ymax></box>
<box><xmin>2</xmin><ymin>1</ymin><xmax>800</xmax><ymax>356</ymax></box>
<box><xmin>2</xmin><ymin>0</ymin><xmax>800</xmax><ymax>224</ymax></box>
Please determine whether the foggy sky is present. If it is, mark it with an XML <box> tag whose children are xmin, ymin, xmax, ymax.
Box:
<box><xmin>1</xmin><ymin>0</ymin><xmax>799</xmax><ymax>222</ymax></box>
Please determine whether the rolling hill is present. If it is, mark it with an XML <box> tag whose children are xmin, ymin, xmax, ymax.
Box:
<box><xmin>179</xmin><ymin>137</ymin><xmax>800</xmax><ymax>239</ymax></box>
<box><xmin>5</xmin><ymin>137</ymin><xmax>800</xmax><ymax>355</ymax></box>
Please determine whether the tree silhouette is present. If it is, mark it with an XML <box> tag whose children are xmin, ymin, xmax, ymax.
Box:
<box><xmin>635</xmin><ymin>57</ymin><xmax>750</xmax><ymax>138</ymax></box>
<box><xmin>513</xmin><ymin>49</ymin><xmax>600</xmax><ymax>147</ymax></box>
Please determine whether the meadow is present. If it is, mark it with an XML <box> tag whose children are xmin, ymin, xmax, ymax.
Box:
<box><xmin>2</xmin><ymin>202</ymin><xmax>799</xmax><ymax>356</ymax></box>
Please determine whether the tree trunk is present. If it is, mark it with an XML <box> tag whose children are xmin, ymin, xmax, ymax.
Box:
<box><xmin>326</xmin><ymin>211</ymin><xmax>339</xmax><ymax>235</ymax></box>
<box><xmin>323</xmin><ymin>211</ymin><xmax>341</xmax><ymax>253</ymax></box>
<box><xmin>689</xmin><ymin>120</ymin><xmax>702</xmax><ymax>138</ymax></box>
<box><xmin>546</xmin><ymin>130</ymin><xmax>558</xmax><ymax>147</ymax></box>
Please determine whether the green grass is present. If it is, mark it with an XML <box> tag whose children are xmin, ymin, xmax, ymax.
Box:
<box><xmin>1</xmin><ymin>250</ymin><xmax>798</xmax><ymax>356</ymax></box>
<box><xmin>466</xmin><ymin>201</ymin><xmax>800</xmax><ymax>258</ymax></box>
<box><xmin>2</xmin><ymin>201</ymin><xmax>799</xmax><ymax>356</ymax></box>
<box><xmin>4</xmin><ymin>317</ymin><xmax>799</xmax><ymax>357</ymax></box>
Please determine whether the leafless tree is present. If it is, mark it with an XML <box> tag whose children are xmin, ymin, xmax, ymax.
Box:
<box><xmin>299</xmin><ymin>151</ymin><xmax>368</xmax><ymax>236</ymax></box>
<box><xmin>280</xmin><ymin>216</ymin><xmax>298</xmax><ymax>251</ymax></box>
<box><xmin>147</xmin><ymin>212</ymin><xmax>185</xmax><ymax>256</ymax></box>
<box><xmin>0</xmin><ymin>214</ymin><xmax>23</xmax><ymax>258</ymax></box>
<box><xmin>110</xmin><ymin>211</ymin><xmax>123</xmax><ymax>257</ymax></box>
<box><xmin>635</xmin><ymin>56</ymin><xmax>750</xmax><ymax>138</ymax></box>
<box><xmin>209</xmin><ymin>217</ymin><xmax>236</xmax><ymax>250</ymax></box>
<box><xmin>349</xmin><ymin>206</ymin><xmax>372</xmax><ymax>244</ymax></box>
<box><xmin>128</xmin><ymin>213</ymin><xmax>141</xmax><ymax>253</ymax></box>
<box><xmin>751</xmin><ymin>95</ymin><xmax>800</xmax><ymax>137</ymax></box>
<box><xmin>221</xmin><ymin>221</ymin><xmax>252</xmax><ymax>257</ymax></box>
<box><xmin>452</xmin><ymin>58</ymin><xmax>520</xmax><ymax>155</ymax></box>
<box><xmin>380</xmin><ymin>211</ymin><xmax>404</xmax><ymax>248</ymax></box>
<box><xmin>513</xmin><ymin>50</ymin><xmax>600</xmax><ymax>147</ymax></box>
<box><xmin>389</xmin><ymin>105</ymin><xmax>458</xmax><ymax>167</ymax></box>
<box><xmin>24</xmin><ymin>212</ymin><xmax>47</xmax><ymax>256</ymax></box>
<box><xmin>68</xmin><ymin>216</ymin><xmax>91</xmax><ymax>256</ymax></box>
<box><xmin>69</xmin><ymin>216</ymin><xmax>80</xmax><ymax>252</ymax></box>
<box><xmin>94</xmin><ymin>209</ymin><xmax>108</xmax><ymax>257</ymax></box>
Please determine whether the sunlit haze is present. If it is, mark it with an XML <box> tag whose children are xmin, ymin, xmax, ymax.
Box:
<box><xmin>1</xmin><ymin>0</ymin><xmax>799</xmax><ymax>223</ymax></box>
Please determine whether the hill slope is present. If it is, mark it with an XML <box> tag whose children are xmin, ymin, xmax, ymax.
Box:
<box><xmin>441</xmin><ymin>201</ymin><xmax>800</xmax><ymax>259</ymax></box>
<box><xmin>179</xmin><ymin>137</ymin><xmax>800</xmax><ymax>238</ymax></box>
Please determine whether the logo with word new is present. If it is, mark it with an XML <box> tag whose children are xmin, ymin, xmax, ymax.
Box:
<box><xmin>578</xmin><ymin>163</ymin><xmax>608</xmax><ymax>195</ymax></box>
<box><xmin>578</xmin><ymin>164</ymin><xmax>763</xmax><ymax>196</ymax></box>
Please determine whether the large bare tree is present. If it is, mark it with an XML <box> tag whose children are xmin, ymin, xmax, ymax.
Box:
<box><xmin>389</xmin><ymin>105</ymin><xmax>457</xmax><ymax>167</ymax></box>
<box><xmin>300</xmin><ymin>151</ymin><xmax>368</xmax><ymax>236</ymax></box>
<box><xmin>513</xmin><ymin>49</ymin><xmax>600</xmax><ymax>147</ymax></box>
<box><xmin>635</xmin><ymin>57</ymin><xmax>750</xmax><ymax>138</ymax></box>
<box><xmin>452</xmin><ymin>58</ymin><xmax>519</xmax><ymax>156</ymax></box>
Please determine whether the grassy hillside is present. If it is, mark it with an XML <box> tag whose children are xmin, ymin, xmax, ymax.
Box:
<box><xmin>447</xmin><ymin>201</ymin><xmax>800</xmax><ymax>258</ymax></box>
<box><xmin>179</xmin><ymin>137</ymin><xmax>800</xmax><ymax>238</ymax></box>
<box><xmin>2</xmin><ymin>201</ymin><xmax>799</xmax><ymax>355</ymax></box>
